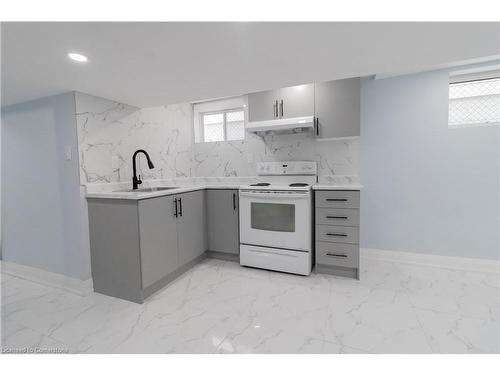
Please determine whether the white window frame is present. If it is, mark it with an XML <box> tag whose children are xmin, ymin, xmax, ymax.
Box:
<box><xmin>448</xmin><ymin>67</ymin><xmax>500</xmax><ymax>129</ymax></box>
<box><xmin>193</xmin><ymin>96</ymin><xmax>248</xmax><ymax>143</ymax></box>
<box><xmin>200</xmin><ymin>107</ymin><xmax>245</xmax><ymax>143</ymax></box>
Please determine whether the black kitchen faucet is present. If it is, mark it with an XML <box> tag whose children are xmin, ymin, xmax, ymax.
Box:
<box><xmin>132</xmin><ymin>149</ymin><xmax>155</xmax><ymax>189</ymax></box>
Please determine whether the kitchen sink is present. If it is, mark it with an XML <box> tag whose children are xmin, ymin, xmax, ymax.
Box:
<box><xmin>116</xmin><ymin>186</ymin><xmax>179</xmax><ymax>193</ymax></box>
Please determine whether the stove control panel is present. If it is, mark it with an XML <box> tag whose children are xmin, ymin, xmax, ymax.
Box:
<box><xmin>256</xmin><ymin>161</ymin><xmax>317</xmax><ymax>176</ymax></box>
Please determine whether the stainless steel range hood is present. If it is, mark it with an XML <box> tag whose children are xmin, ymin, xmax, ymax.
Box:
<box><xmin>246</xmin><ymin>115</ymin><xmax>315</xmax><ymax>134</ymax></box>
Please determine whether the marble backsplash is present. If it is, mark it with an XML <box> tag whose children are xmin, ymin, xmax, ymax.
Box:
<box><xmin>75</xmin><ymin>92</ymin><xmax>359</xmax><ymax>185</ymax></box>
<box><xmin>75</xmin><ymin>92</ymin><xmax>194</xmax><ymax>184</ymax></box>
<box><xmin>193</xmin><ymin>132</ymin><xmax>358</xmax><ymax>177</ymax></box>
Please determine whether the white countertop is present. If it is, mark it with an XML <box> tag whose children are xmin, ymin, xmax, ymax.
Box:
<box><xmin>86</xmin><ymin>182</ymin><xmax>362</xmax><ymax>200</ymax></box>
<box><xmin>312</xmin><ymin>183</ymin><xmax>363</xmax><ymax>191</ymax></box>
<box><xmin>86</xmin><ymin>184</ymin><xmax>240</xmax><ymax>200</ymax></box>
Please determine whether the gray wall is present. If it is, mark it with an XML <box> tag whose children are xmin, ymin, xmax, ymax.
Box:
<box><xmin>1</xmin><ymin>92</ymin><xmax>91</xmax><ymax>280</ymax></box>
<box><xmin>360</xmin><ymin>70</ymin><xmax>499</xmax><ymax>260</ymax></box>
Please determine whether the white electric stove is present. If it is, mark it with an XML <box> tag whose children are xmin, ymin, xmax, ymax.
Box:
<box><xmin>239</xmin><ymin>161</ymin><xmax>317</xmax><ymax>275</ymax></box>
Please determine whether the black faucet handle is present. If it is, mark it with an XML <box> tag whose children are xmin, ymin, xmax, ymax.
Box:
<box><xmin>137</xmin><ymin>175</ymin><xmax>142</xmax><ymax>185</ymax></box>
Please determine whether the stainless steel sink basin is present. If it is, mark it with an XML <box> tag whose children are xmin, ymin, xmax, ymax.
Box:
<box><xmin>116</xmin><ymin>186</ymin><xmax>179</xmax><ymax>193</ymax></box>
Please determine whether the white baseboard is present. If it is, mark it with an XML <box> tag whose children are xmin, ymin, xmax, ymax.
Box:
<box><xmin>1</xmin><ymin>261</ymin><xmax>94</xmax><ymax>296</ymax></box>
<box><xmin>361</xmin><ymin>248</ymin><xmax>500</xmax><ymax>274</ymax></box>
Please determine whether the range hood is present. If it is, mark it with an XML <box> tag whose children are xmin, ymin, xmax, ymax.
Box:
<box><xmin>246</xmin><ymin>115</ymin><xmax>315</xmax><ymax>134</ymax></box>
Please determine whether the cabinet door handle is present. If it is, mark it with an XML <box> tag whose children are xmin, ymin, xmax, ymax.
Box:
<box><xmin>326</xmin><ymin>233</ymin><xmax>348</xmax><ymax>237</ymax></box>
<box><xmin>326</xmin><ymin>253</ymin><xmax>348</xmax><ymax>258</ymax></box>
<box><xmin>178</xmin><ymin>198</ymin><xmax>183</xmax><ymax>217</ymax></box>
<box><xmin>326</xmin><ymin>216</ymin><xmax>348</xmax><ymax>219</ymax></box>
<box><xmin>326</xmin><ymin>198</ymin><xmax>348</xmax><ymax>202</ymax></box>
<box><xmin>315</xmin><ymin>117</ymin><xmax>319</xmax><ymax>136</ymax></box>
<box><xmin>280</xmin><ymin>99</ymin><xmax>284</xmax><ymax>117</ymax></box>
<box><xmin>173</xmin><ymin>198</ymin><xmax>178</xmax><ymax>218</ymax></box>
<box><xmin>233</xmin><ymin>193</ymin><xmax>237</xmax><ymax>210</ymax></box>
<box><xmin>273</xmin><ymin>100</ymin><xmax>278</xmax><ymax>118</ymax></box>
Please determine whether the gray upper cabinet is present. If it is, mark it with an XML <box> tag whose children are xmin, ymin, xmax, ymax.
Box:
<box><xmin>139</xmin><ymin>195</ymin><xmax>179</xmax><ymax>289</ymax></box>
<box><xmin>278</xmin><ymin>83</ymin><xmax>315</xmax><ymax>119</ymax></box>
<box><xmin>248</xmin><ymin>84</ymin><xmax>314</xmax><ymax>122</ymax></box>
<box><xmin>314</xmin><ymin>78</ymin><xmax>360</xmax><ymax>138</ymax></box>
<box><xmin>176</xmin><ymin>190</ymin><xmax>207</xmax><ymax>266</ymax></box>
<box><xmin>248</xmin><ymin>89</ymin><xmax>280</xmax><ymax>122</ymax></box>
<box><xmin>206</xmin><ymin>189</ymin><xmax>239</xmax><ymax>255</ymax></box>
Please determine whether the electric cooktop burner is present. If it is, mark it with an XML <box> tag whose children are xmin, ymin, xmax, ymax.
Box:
<box><xmin>250</xmin><ymin>182</ymin><xmax>271</xmax><ymax>186</ymax></box>
<box><xmin>289</xmin><ymin>183</ymin><xmax>309</xmax><ymax>187</ymax></box>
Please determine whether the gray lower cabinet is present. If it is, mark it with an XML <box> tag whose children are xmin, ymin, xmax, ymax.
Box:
<box><xmin>88</xmin><ymin>190</ymin><xmax>208</xmax><ymax>304</ymax></box>
<box><xmin>314</xmin><ymin>78</ymin><xmax>360</xmax><ymax>138</ymax></box>
<box><xmin>315</xmin><ymin>190</ymin><xmax>360</xmax><ymax>209</ymax></box>
<box><xmin>314</xmin><ymin>190</ymin><xmax>361</xmax><ymax>279</ymax></box>
<box><xmin>316</xmin><ymin>242</ymin><xmax>359</xmax><ymax>269</ymax></box>
<box><xmin>139</xmin><ymin>195</ymin><xmax>178</xmax><ymax>289</ymax></box>
<box><xmin>316</xmin><ymin>225</ymin><xmax>360</xmax><ymax>245</ymax></box>
<box><xmin>315</xmin><ymin>207</ymin><xmax>360</xmax><ymax>227</ymax></box>
<box><xmin>206</xmin><ymin>189</ymin><xmax>239</xmax><ymax>258</ymax></box>
<box><xmin>177</xmin><ymin>190</ymin><xmax>207</xmax><ymax>266</ymax></box>
<box><xmin>87</xmin><ymin>199</ymin><xmax>144</xmax><ymax>303</ymax></box>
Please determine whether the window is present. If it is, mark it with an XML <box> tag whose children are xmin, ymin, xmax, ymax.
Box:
<box><xmin>448</xmin><ymin>71</ymin><xmax>500</xmax><ymax>128</ymax></box>
<box><xmin>193</xmin><ymin>96</ymin><xmax>247</xmax><ymax>143</ymax></box>
<box><xmin>201</xmin><ymin>109</ymin><xmax>245</xmax><ymax>142</ymax></box>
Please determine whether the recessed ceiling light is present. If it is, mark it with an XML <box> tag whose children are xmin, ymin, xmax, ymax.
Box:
<box><xmin>68</xmin><ymin>52</ymin><xmax>88</xmax><ymax>63</ymax></box>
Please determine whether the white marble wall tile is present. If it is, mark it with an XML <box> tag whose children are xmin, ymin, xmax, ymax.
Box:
<box><xmin>193</xmin><ymin>132</ymin><xmax>359</xmax><ymax>178</ymax></box>
<box><xmin>76</xmin><ymin>93</ymin><xmax>194</xmax><ymax>184</ymax></box>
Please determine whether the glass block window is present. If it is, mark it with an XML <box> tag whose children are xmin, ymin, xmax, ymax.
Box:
<box><xmin>201</xmin><ymin>109</ymin><xmax>245</xmax><ymax>142</ymax></box>
<box><xmin>448</xmin><ymin>77</ymin><xmax>500</xmax><ymax>128</ymax></box>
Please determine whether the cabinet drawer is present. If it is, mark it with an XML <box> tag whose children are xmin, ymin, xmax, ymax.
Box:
<box><xmin>316</xmin><ymin>242</ymin><xmax>359</xmax><ymax>268</ymax></box>
<box><xmin>315</xmin><ymin>191</ymin><xmax>359</xmax><ymax>209</ymax></box>
<box><xmin>316</xmin><ymin>225</ymin><xmax>359</xmax><ymax>244</ymax></box>
<box><xmin>315</xmin><ymin>208</ymin><xmax>359</xmax><ymax>227</ymax></box>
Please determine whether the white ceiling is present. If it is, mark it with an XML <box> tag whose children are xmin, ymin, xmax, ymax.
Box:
<box><xmin>2</xmin><ymin>22</ymin><xmax>500</xmax><ymax>107</ymax></box>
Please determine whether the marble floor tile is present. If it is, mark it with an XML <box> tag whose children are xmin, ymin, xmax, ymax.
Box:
<box><xmin>415</xmin><ymin>308</ymin><xmax>499</xmax><ymax>353</ymax></box>
<box><xmin>1</xmin><ymin>258</ymin><xmax>499</xmax><ymax>354</ymax></box>
<box><xmin>2</xmin><ymin>318</ymin><xmax>70</xmax><ymax>354</ymax></box>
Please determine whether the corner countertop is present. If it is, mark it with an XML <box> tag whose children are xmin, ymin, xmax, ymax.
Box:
<box><xmin>86</xmin><ymin>184</ymin><xmax>241</xmax><ymax>200</ymax></box>
<box><xmin>85</xmin><ymin>176</ymin><xmax>362</xmax><ymax>200</ymax></box>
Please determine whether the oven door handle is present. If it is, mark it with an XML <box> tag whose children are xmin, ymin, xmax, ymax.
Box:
<box><xmin>239</xmin><ymin>192</ymin><xmax>309</xmax><ymax>199</ymax></box>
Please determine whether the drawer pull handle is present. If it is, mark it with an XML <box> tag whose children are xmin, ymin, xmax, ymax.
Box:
<box><xmin>326</xmin><ymin>198</ymin><xmax>348</xmax><ymax>202</ymax></box>
<box><xmin>326</xmin><ymin>253</ymin><xmax>348</xmax><ymax>258</ymax></box>
<box><xmin>326</xmin><ymin>216</ymin><xmax>348</xmax><ymax>219</ymax></box>
<box><xmin>326</xmin><ymin>233</ymin><xmax>348</xmax><ymax>237</ymax></box>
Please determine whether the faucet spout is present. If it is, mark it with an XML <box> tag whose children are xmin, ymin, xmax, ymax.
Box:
<box><xmin>132</xmin><ymin>149</ymin><xmax>155</xmax><ymax>190</ymax></box>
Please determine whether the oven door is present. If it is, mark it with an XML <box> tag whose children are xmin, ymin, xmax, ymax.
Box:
<box><xmin>239</xmin><ymin>189</ymin><xmax>311</xmax><ymax>252</ymax></box>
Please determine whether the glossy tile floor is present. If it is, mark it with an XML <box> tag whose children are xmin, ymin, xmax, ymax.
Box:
<box><xmin>2</xmin><ymin>258</ymin><xmax>499</xmax><ymax>354</ymax></box>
